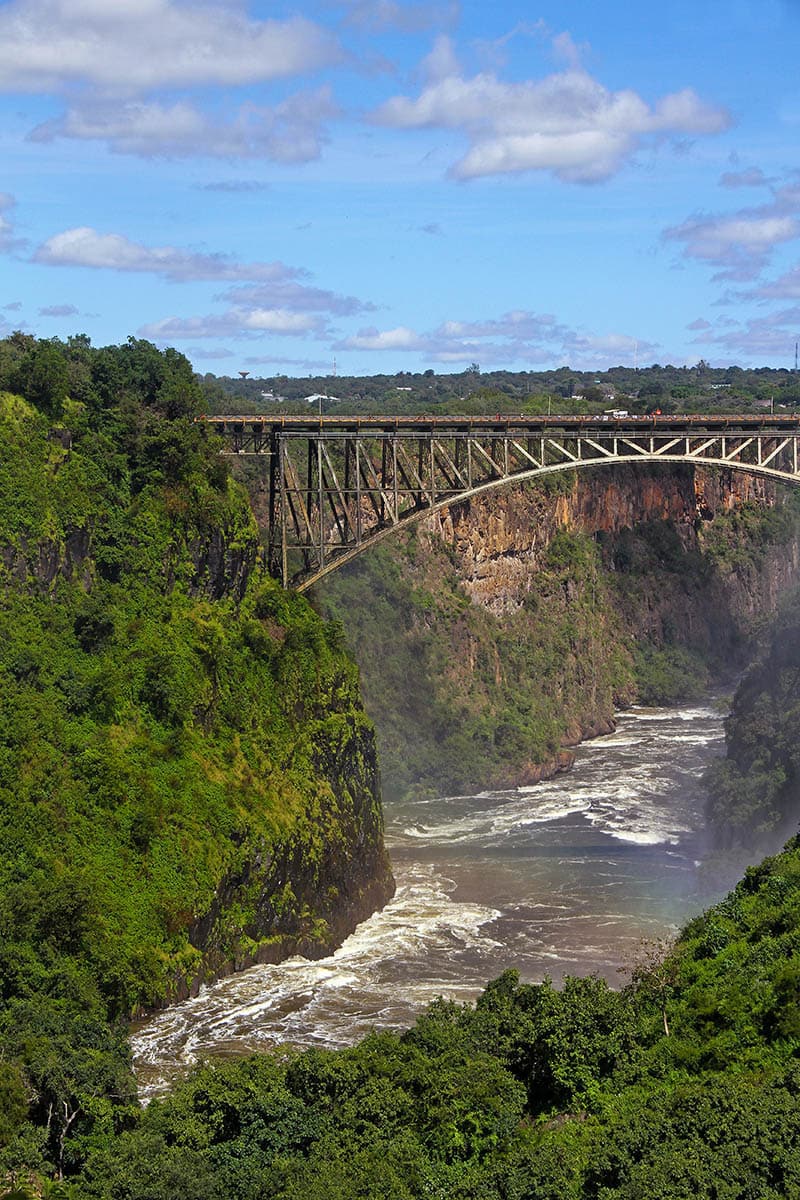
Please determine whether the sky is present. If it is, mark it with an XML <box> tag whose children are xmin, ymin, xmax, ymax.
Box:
<box><xmin>2</xmin><ymin>0</ymin><xmax>800</xmax><ymax>377</ymax></box>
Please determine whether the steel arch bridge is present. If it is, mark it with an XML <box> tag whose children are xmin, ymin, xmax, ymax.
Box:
<box><xmin>204</xmin><ymin>414</ymin><xmax>800</xmax><ymax>592</ymax></box>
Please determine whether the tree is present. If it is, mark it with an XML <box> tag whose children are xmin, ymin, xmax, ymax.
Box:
<box><xmin>9</xmin><ymin>343</ymin><xmax>69</xmax><ymax>419</ymax></box>
<box><xmin>624</xmin><ymin>937</ymin><xmax>679</xmax><ymax>1037</ymax></box>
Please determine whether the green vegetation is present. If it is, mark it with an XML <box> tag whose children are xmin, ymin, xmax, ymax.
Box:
<box><xmin>317</xmin><ymin>530</ymin><xmax>630</xmax><ymax>800</ymax></box>
<box><xmin>9</xmin><ymin>834</ymin><xmax>799</xmax><ymax>1198</ymax></box>
<box><xmin>0</xmin><ymin>334</ymin><xmax>390</xmax><ymax>1182</ymax></box>
<box><xmin>3</xmin><ymin>333</ymin><xmax>800</xmax><ymax>1195</ymax></box>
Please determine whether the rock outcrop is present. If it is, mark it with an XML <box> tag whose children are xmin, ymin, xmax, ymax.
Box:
<box><xmin>425</xmin><ymin>465</ymin><xmax>788</xmax><ymax>615</ymax></box>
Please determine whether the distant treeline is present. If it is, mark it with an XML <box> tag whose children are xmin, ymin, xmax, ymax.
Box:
<box><xmin>199</xmin><ymin>359</ymin><xmax>800</xmax><ymax>417</ymax></box>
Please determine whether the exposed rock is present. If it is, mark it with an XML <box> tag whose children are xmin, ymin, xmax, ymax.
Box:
<box><xmin>188</xmin><ymin>524</ymin><xmax>258</xmax><ymax>600</ymax></box>
<box><xmin>423</xmin><ymin>465</ymin><xmax>785</xmax><ymax>616</ymax></box>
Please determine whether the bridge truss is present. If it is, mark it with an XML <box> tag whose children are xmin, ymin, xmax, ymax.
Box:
<box><xmin>204</xmin><ymin>415</ymin><xmax>800</xmax><ymax>591</ymax></box>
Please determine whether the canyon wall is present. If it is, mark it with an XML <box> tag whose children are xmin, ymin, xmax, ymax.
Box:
<box><xmin>705</xmin><ymin>599</ymin><xmax>800</xmax><ymax>851</ymax></box>
<box><xmin>315</xmin><ymin>464</ymin><xmax>800</xmax><ymax>801</ymax></box>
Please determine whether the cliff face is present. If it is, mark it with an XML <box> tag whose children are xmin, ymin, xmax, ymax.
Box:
<box><xmin>0</xmin><ymin>384</ymin><xmax>393</xmax><ymax>1021</ymax></box>
<box><xmin>179</xmin><ymin>703</ymin><xmax>393</xmax><ymax>998</ymax></box>
<box><xmin>427</xmin><ymin>465</ymin><xmax>790</xmax><ymax>616</ymax></box>
<box><xmin>317</xmin><ymin>464</ymin><xmax>800</xmax><ymax>802</ymax></box>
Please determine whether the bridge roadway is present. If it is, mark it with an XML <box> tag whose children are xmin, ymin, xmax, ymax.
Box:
<box><xmin>202</xmin><ymin>414</ymin><xmax>800</xmax><ymax>590</ymax></box>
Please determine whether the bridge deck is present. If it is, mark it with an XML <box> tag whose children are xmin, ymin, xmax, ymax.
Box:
<box><xmin>203</xmin><ymin>413</ymin><xmax>800</xmax><ymax>436</ymax></box>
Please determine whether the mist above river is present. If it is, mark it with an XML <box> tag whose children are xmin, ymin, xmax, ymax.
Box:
<box><xmin>133</xmin><ymin>697</ymin><xmax>738</xmax><ymax>1098</ymax></box>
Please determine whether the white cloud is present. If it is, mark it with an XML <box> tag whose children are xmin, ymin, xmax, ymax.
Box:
<box><xmin>421</xmin><ymin>35</ymin><xmax>461</xmax><ymax>83</ymax></box>
<box><xmin>336</xmin><ymin>309</ymin><xmax>654</xmax><ymax>367</ymax></box>
<box><xmin>719</xmin><ymin>167</ymin><xmax>770</xmax><ymax>189</ymax></box>
<box><xmin>339</xmin><ymin>325</ymin><xmax>425</xmax><ymax>351</ymax></box>
<box><xmin>198</xmin><ymin>180</ymin><xmax>269</xmax><ymax>194</ymax></box>
<box><xmin>242</xmin><ymin>354</ymin><xmax>331</xmax><ymax>370</ymax></box>
<box><xmin>551</xmin><ymin>31</ymin><xmax>584</xmax><ymax>70</ymax></box>
<box><xmin>190</xmin><ymin>347</ymin><xmax>235</xmax><ymax>360</ymax></box>
<box><xmin>219</xmin><ymin>281</ymin><xmax>373</xmax><ymax>317</ymax></box>
<box><xmin>30</xmin><ymin>89</ymin><xmax>339</xmax><ymax>161</ymax></box>
<box><xmin>438</xmin><ymin>311</ymin><xmax>568</xmax><ymax>342</ymax></box>
<box><xmin>34</xmin><ymin>225</ymin><xmax>376</xmax><ymax>342</ymax></box>
<box><xmin>372</xmin><ymin>48</ymin><xmax>730</xmax><ymax>182</ymax></box>
<box><xmin>33</xmin><ymin>227</ymin><xmax>305</xmax><ymax>283</ymax></box>
<box><xmin>242</xmin><ymin>309</ymin><xmax>325</xmax><ymax>334</ymax></box>
<box><xmin>0</xmin><ymin>1</ymin><xmax>340</xmax><ymax>92</ymax></box>
<box><xmin>344</xmin><ymin>0</ymin><xmax>458</xmax><ymax>33</ymax></box>
<box><xmin>0</xmin><ymin>193</ymin><xmax>20</xmax><ymax>253</ymax></box>
<box><xmin>38</xmin><ymin>303</ymin><xmax>79</xmax><ymax>316</ymax></box>
<box><xmin>140</xmin><ymin>310</ymin><xmax>329</xmax><ymax>340</ymax></box>
<box><xmin>664</xmin><ymin>210</ymin><xmax>799</xmax><ymax>281</ymax></box>
<box><xmin>666</xmin><ymin>171</ymin><xmax>800</xmax><ymax>283</ymax></box>
<box><xmin>689</xmin><ymin>306</ymin><xmax>800</xmax><ymax>359</ymax></box>
<box><xmin>134</xmin><ymin>301</ymin><xmax>655</xmax><ymax>369</ymax></box>
<box><xmin>750</xmin><ymin>263</ymin><xmax>800</xmax><ymax>299</ymax></box>
<box><xmin>569</xmin><ymin>332</ymin><xmax>644</xmax><ymax>357</ymax></box>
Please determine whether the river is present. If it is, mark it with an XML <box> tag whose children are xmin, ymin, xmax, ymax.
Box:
<box><xmin>132</xmin><ymin>696</ymin><xmax>738</xmax><ymax>1098</ymax></box>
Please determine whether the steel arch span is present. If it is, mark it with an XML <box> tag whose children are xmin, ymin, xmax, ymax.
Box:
<box><xmin>204</xmin><ymin>414</ymin><xmax>800</xmax><ymax>591</ymax></box>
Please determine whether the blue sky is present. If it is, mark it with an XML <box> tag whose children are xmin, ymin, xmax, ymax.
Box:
<box><xmin>1</xmin><ymin>0</ymin><xmax>800</xmax><ymax>375</ymax></box>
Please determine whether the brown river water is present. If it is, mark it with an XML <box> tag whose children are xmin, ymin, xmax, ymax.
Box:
<box><xmin>133</xmin><ymin>696</ymin><xmax>743</xmax><ymax>1099</ymax></box>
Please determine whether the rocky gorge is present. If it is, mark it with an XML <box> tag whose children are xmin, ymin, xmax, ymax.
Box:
<box><xmin>314</xmin><ymin>463</ymin><xmax>800</xmax><ymax>801</ymax></box>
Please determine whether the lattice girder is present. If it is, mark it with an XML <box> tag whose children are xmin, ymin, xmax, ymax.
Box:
<box><xmin>202</xmin><ymin>415</ymin><xmax>800</xmax><ymax>590</ymax></box>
